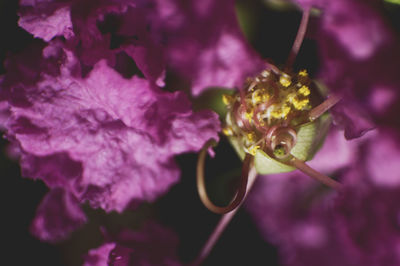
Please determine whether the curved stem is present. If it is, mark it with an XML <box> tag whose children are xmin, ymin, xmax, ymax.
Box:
<box><xmin>287</xmin><ymin>157</ymin><xmax>343</xmax><ymax>190</ymax></box>
<box><xmin>197</xmin><ymin>139</ymin><xmax>252</xmax><ymax>214</ymax></box>
<box><xmin>192</xmin><ymin>166</ymin><xmax>258</xmax><ymax>266</ymax></box>
<box><xmin>309</xmin><ymin>94</ymin><xmax>342</xmax><ymax>121</ymax></box>
<box><xmin>286</xmin><ymin>7</ymin><xmax>311</xmax><ymax>69</ymax></box>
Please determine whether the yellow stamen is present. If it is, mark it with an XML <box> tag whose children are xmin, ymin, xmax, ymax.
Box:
<box><xmin>222</xmin><ymin>127</ymin><xmax>233</xmax><ymax>136</ymax></box>
<box><xmin>222</xmin><ymin>94</ymin><xmax>233</xmax><ymax>105</ymax></box>
<box><xmin>279</xmin><ymin>74</ymin><xmax>292</xmax><ymax>87</ymax></box>
<box><xmin>292</xmin><ymin>98</ymin><xmax>309</xmax><ymax>110</ymax></box>
<box><xmin>298</xmin><ymin>85</ymin><xmax>310</xmax><ymax>96</ymax></box>
<box><xmin>299</xmin><ymin>69</ymin><xmax>308</xmax><ymax>77</ymax></box>
<box><xmin>248</xmin><ymin>145</ymin><xmax>260</xmax><ymax>156</ymax></box>
<box><xmin>246</xmin><ymin>132</ymin><xmax>256</xmax><ymax>142</ymax></box>
<box><xmin>245</xmin><ymin>110</ymin><xmax>253</xmax><ymax>122</ymax></box>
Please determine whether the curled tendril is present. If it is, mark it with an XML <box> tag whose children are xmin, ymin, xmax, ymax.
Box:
<box><xmin>196</xmin><ymin>139</ymin><xmax>253</xmax><ymax>214</ymax></box>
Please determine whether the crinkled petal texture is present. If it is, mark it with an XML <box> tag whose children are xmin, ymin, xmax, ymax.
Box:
<box><xmin>18</xmin><ymin>3</ymin><xmax>74</xmax><ymax>42</ymax></box>
<box><xmin>84</xmin><ymin>222</ymin><xmax>181</xmax><ymax>266</ymax></box>
<box><xmin>17</xmin><ymin>0</ymin><xmax>264</xmax><ymax>94</ymax></box>
<box><xmin>30</xmin><ymin>187</ymin><xmax>87</xmax><ymax>243</ymax></box>
<box><xmin>5</xmin><ymin>47</ymin><xmax>220</xmax><ymax>214</ymax></box>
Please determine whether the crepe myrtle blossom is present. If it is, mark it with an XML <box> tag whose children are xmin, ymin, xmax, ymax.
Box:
<box><xmin>192</xmin><ymin>0</ymin><xmax>400</xmax><ymax>265</ymax></box>
<box><xmin>242</xmin><ymin>1</ymin><xmax>400</xmax><ymax>265</ymax></box>
<box><xmin>0</xmin><ymin>39</ymin><xmax>220</xmax><ymax>242</ymax></box>
<box><xmin>84</xmin><ymin>222</ymin><xmax>180</xmax><ymax>266</ymax></box>
<box><xmin>1</xmin><ymin>0</ymin><xmax>271</xmax><ymax>243</ymax></box>
<box><xmin>17</xmin><ymin>0</ymin><xmax>264</xmax><ymax>91</ymax></box>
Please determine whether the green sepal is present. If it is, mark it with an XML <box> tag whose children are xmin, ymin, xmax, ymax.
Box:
<box><xmin>227</xmin><ymin>112</ymin><xmax>331</xmax><ymax>175</ymax></box>
<box><xmin>254</xmin><ymin>113</ymin><xmax>331</xmax><ymax>174</ymax></box>
<box><xmin>254</xmin><ymin>149</ymin><xmax>295</xmax><ymax>174</ymax></box>
<box><xmin>291</xmin><ymin>113</ymin><xmax>331</xmax><ymax>161</ymax></box>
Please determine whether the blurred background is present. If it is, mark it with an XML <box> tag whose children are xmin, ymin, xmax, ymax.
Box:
<box><xmin>1</xmin><ymin>0</ymin><xmax>400</xmax><ymax>265</ymax></box>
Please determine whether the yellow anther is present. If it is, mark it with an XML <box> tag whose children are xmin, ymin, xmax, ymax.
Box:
<box><xmin>281</xmin><ymin>105</ymin><xmax>291</xmax><ymax>117</ymax></box>
<box><xmin>292</xmin><ymin>98</ymin><xmax>309</xmax><ymax>110</ymax></box>
<box><xmin>298</xmin><ymin>85</ymin><xmax>310</xmax><ymax>96</ymax></box>
<box><xmin>279</xmin><ymin>74</ymin><xmax>291</xmax><ymax>87</ymax></box>
<box><xmin>222</xmin><ymin>127</ymin><xmax>233</xmax><ymax>136</ymax></box>
<box><xmin>248</xmin><ymin>145</ymin><xmax>260</xmax><ymax>156</ymax></box>
<box><xmin>245</xmin><ymin>110</ymin><xmax>253</xmax><ymax>122</ymax></box>
<box><xmin>222</xmin><ymin>94</ymin><xmax>233</xmax><ymax>105</ymax></box>
<box><xmin>252</xmin><ymin>89</ymin><xmax>269</xmax><ymax>105</ymax></box>
<box><xmin>247</xmin><ymin>132</ymin><xmax>256</xmax><ymax>142</ymax></box>
<box><xmin>299</xmin><ymin>69</ymin><xmax>308</xmax><ymax>77</ymax></box>
<box><xmin>271</xmin><ymin>105</ymin><xmax>291</xmax><ymax>119</ymax></box>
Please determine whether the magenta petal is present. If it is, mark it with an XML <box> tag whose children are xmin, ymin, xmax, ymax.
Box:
<box><xmin>84</xmin><ymin>242</ymin><xmax>116</xmax><ymax>266</ymax></box>
<box><xmin>30</xmin><ymin>188</ymin><xmax>87</xmax><ymax>243</ymax></box>
<box><xmin>335</xmin><ymin>186</ymin><xmax>400</xmax><ymax>266</ymax></box>
<box><xmin>365</xmin><ymin>131</ymin><xmax>400</xmax><ymax>187</ymax></box>
<box><xmin>331</xmin><ymin>101</ymin><xmax>375</xmax><ymax>140</ymax></box>
<box><xmin>18</xmin><ymin>2</ymin><xmax>74</xmax><ymax>41</ymax></box>
<box><xmin>6</xmin><ymin>51</ymin><xmax>219</xmax><ymax>212</ymax></box>
<box><xmin>320</xmin><ymin>0</ymin><xmax>390</xmax><ymax>59</ymax></box>
<box><xmin>155</xmin><ymin>0</ymin><xmax>265</xmax><ymax>95</ymax></box>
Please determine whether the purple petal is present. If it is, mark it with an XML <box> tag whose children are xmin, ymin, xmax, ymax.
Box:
<box><xmin>6</xmin><ymin>51</ymin><xmax>220</xmax><ymax>212</ymax></box>
<box><xmin>365</xmin><ymin>130</ymin><xmax>400</xmax><ymax>187</ymax></box>
<box><xmin>335</xmin><ymin>185</ymin><xmax>400</xmax><ymax>266</ymax></box>
<box><xmin>19</xmin><ymin>3</ymin><xmax>74</xmax><ymax>41</ymax></box>
<box><xmin>331</xmin><ymin>101</ymin><xmax>375</xmax><ymax>140</ymax></box>
<box><xmin>84</xmin><ymin>242</ymin><xmax>116</xmax><ymax>266</ymax></box>
<box><xmin>153</xmin><ymin>0</ymin><xmax>265</xmax><ymax>95</ymax></box>
<box><xmin>30</xmin><ymin>187</ymin><xmax>87</xmax><ymax>243</ymax></box>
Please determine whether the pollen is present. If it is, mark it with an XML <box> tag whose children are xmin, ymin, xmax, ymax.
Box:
<box><xmin>222</xmin><ymin>94</ymin><xmax>234</xmax><ymax>105</ymax></box>
<box><xmin>252</xmin><ymin>89</ymin><xmax>269</xmax><ymax>105</ymax></box>
<box><xmin>246</xmin><ymin>132</ymin><xmax>256</xmax><ymax>142</ymax></box>
<box><xmin>248</xmin><ymin>145</ymin><xmax>260</xmax><ymax>156</ymax></box>
<box><xmin>298</xmin><ymin>85</ymin><xmax>310</xmax><ymax>96</ymax></box>
<box><xmin>299</xmin><ymin>69</ymin><xmax>308</xmax><ymax>77</ymax></box>
<box><xmin>223</xmin><ymin>68</ymin><xmax>314</xmax><ymax>157</ymax></box>
<box><xmin>222</xmin><ymin>126</ymin><xmax>233</xmax><ymax>136</ymax></box>
<box><xmin>279</xmin><ymin>74</ymin><xmax>291</xmax><ymax>87</ymax></box>
<box><xmin>292</xmin><ymin>98</ymin><xmax>309</xmax><ymax>110</ymax></box>
<box><xmin>271</xmin><ymin>104</ymin><xmax>291</xmax><ymax>119</ymax></box>
<box><xmin>245</xmin><ymin>110</ymin><xmax>254</xmax><ymax>122</ymax></box>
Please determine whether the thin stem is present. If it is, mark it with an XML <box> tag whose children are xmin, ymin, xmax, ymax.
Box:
<box><xmin>309</xmin><ymin>94</ymin><xmax>342</xmax><ymax>121</ymax></box>
<box><xmin>286</xmin><ymin>7</ymin><xmax>311</xmax><ymax>69</ymax></box>
<box><xmin>197</xmin><ymin>140</ymin><xmax>251</xmax><ymax>214</ymax></box>
<box><xmin>288</xmin><ymin>157</ymin><xmax>343</xmax><ymax>190</ymax></box>
<box><xmin>192</xmin><ymin>166</ymin><xmax>258</xmax><ymax>266</ymax></box>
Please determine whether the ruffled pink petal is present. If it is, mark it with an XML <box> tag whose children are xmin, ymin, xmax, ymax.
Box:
<box><xmin>30</xmin><ymin>188</ymin><xmax>87</xmax><ymax>243</ymax></box>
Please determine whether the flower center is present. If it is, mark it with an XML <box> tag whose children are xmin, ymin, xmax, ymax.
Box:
<box><xmin>222</xmin><ymin>69</ymin><xmax>312</xmax><ymax>159</ymax></box>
